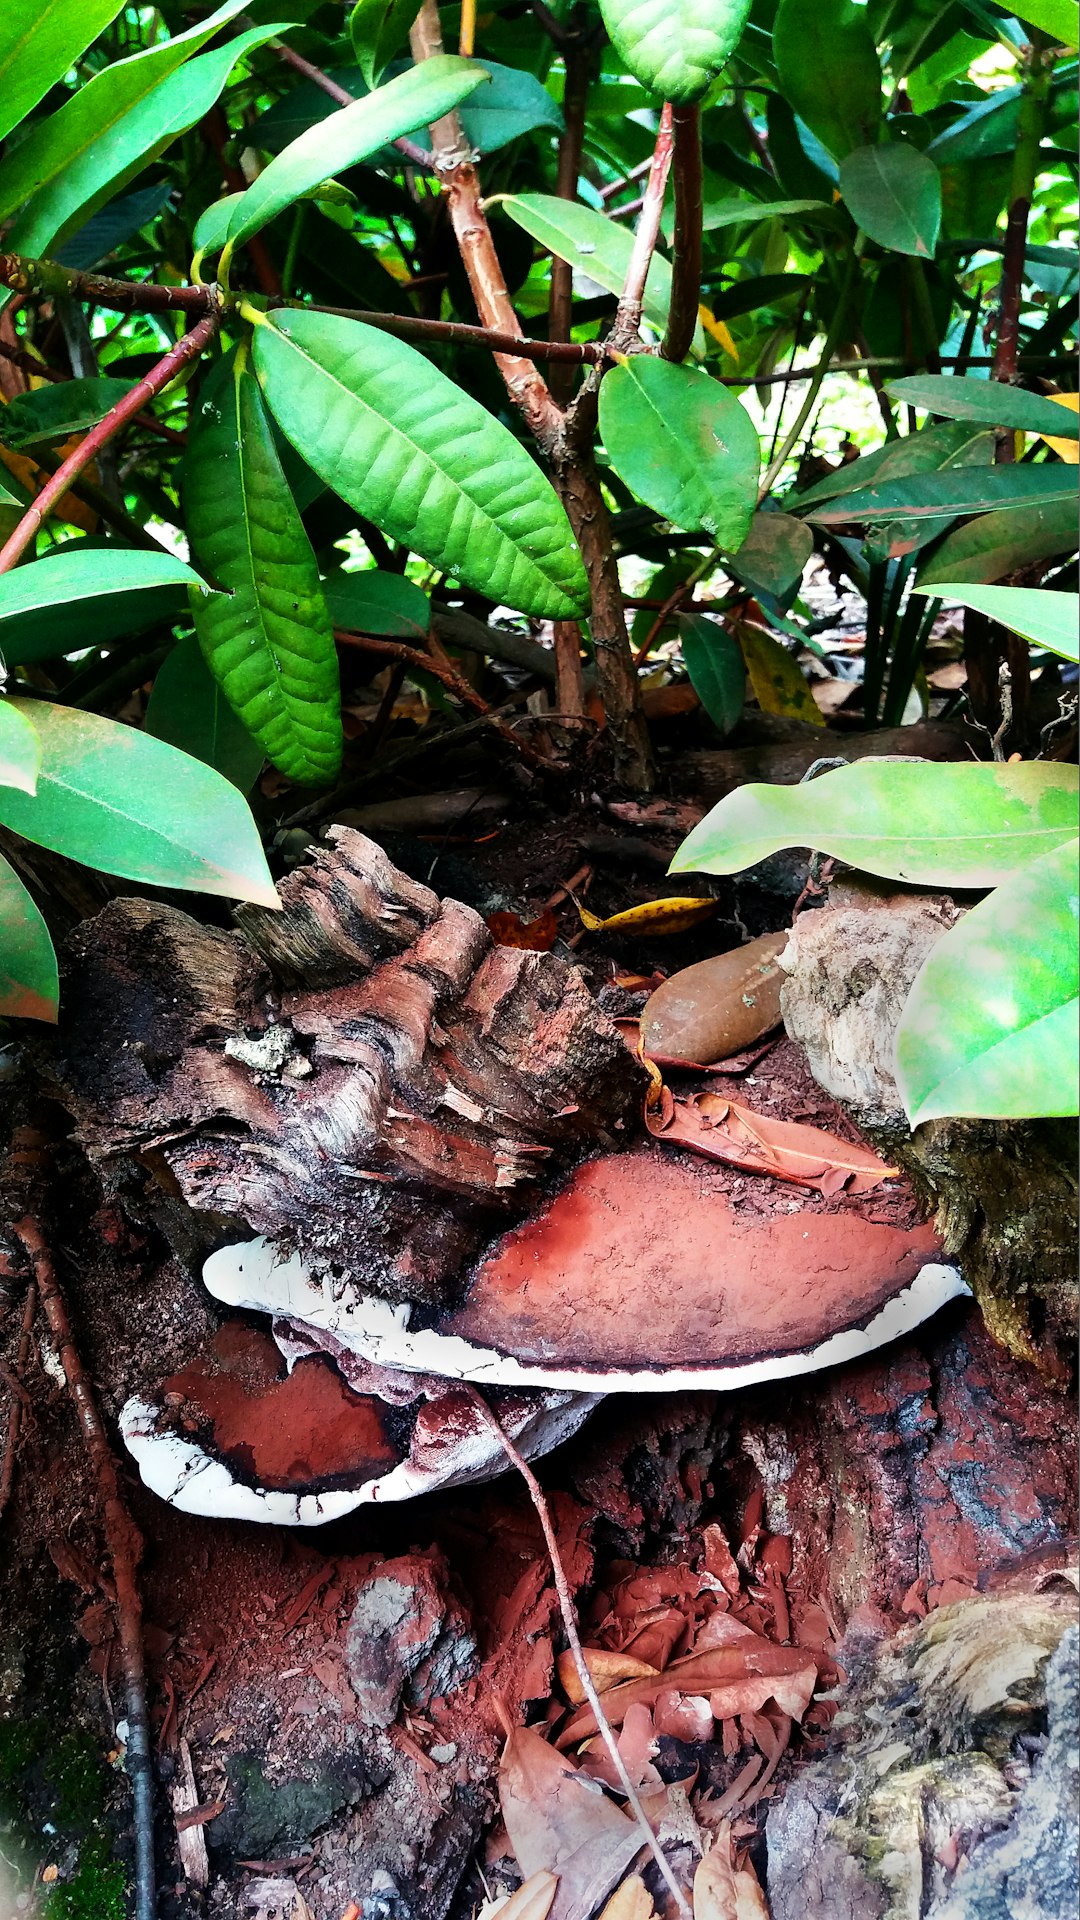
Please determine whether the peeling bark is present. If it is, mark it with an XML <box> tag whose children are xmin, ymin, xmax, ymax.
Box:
<box><xmin>46</xmin><ymin>828</ymin><xmax>645</xmax><ymax>1305</ymax></box>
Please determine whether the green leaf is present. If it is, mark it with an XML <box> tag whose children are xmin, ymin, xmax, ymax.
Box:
<box><xmin>912</xmin><ymin>583</ymin><xmax>1079</xmax><ymax>661</ymax></box>
<box><xmin>144</xmin><ymin>635</ymin><xmax>266</xmax><ymax>792</ymax></box>
<box><xmin>0</xmin><ymin>699</ymin><xmax>40</xmax><ymax>794</ymax></box>
<box><xmin>0</xmin><ymin>377</ymin><xmax>138</xmax><ymax>453</ymax></box>
<box><xmin>678</xmin><ymin>613</ymin><xmax>744</xmax><ymax>736</ymax></box>
<box><xmin>895</xmin><ymin>839</ymin><xmax>1079</xmax><ymax>1124</ymax></box>
<box><xmin>887</xmin><ymin>374</ymin><xmax>1080</xmax><ymax>438</ymax></box>
<box><xmin>598</xmin><ymin>359</ymin><xmax>760</xmax><ymax>548</ymax></box>
<box><xmin>792</xmin><ymin>419</ymin><xmax>992</xmax><ymax>509</ymax></box>
<box><xmin>224</xmin><ymin>57</ymin><xmax>490</xmax><ymax>254</ymax></box>
<box><xmin>0</xmin><ymin>12</ymin><xmax>282</xmax><ymax>258</ymax></box>
<box><xmin>322</xmin><ymin>569</ymin><xmax>430</xmax><ymax>640</ymax></box>
<box><xmin>915</xmin><ymin>494</ymin><xmax>1079</xmax><ymax>584</ymax></box>
<box><xmin>501</xmin><ymin>196</ymin><xmax>705</xmax><ymax>354</ymax></box>
<box><xmin>0</xmin><ymin>849</ymin><xmax>58</xmax><ymax>1023</ymax></box>
<box><xmin>726</xmin><ymin>511</ymin><xmax>813</xmax><ymax>600</ymax></box>
<box><xmin>1014</xmin><ymin>1</ymin><xmax>1078</xmax><ymax>47</ymax></box>
<box><xmin>0</xmin><ymin>0</ymin><xmax>124</xmax><ymax>146</ymax></box>
<box><xmin>670</xmin><ymin>759</ymin><xmax>1079</xmax><ymax>887</ymax></box>
<box><xmin>839</xmin><ymin>143</ymin><xmax>941</xmax><ymax>257</ymax></box>
<box><xmin>0</xmin><ymin>698</ymin><xmax>279</xmax><ymax>907</ymax></box>
<box><xmin>184</xmin><ymin>348</ymin><xmax>342</xmax><ymax>787</ymax></box>
<box><xmin>596</xmin><ymin>0</ymin><xmax>753</xmax><ymax>103</ymax></box>
<box><xmin>250</xmin><ymin>308</ymin><xmax>588</xmax><ymax>620</ymax></box>
<box><xmin>806</xmin><ymin>464</ymin><xmax>1078</xmax><ymax>525</ymax></box>
<box><xmin>695</xmin><ymin>196</ymin><xmax>836</xmax><ymax>233</ymax></box>
<box><xmin>349</xmin><ymin>0</ymin><xmax>420</xmax><ymax>86</ymax></box>
<box><xmin>0</xmin><ymin>548</ymin><xmax>205</xmax><ymax>666</ymax></box>
<box><xmin>456</xmin><ymin>60</ymin><xmax>564</xmax><ymax>153</ymax></box>
<box><xmin>773</xmin><ymin>0</ymin><xmax>882</xmax><ymax>161</ymax></box>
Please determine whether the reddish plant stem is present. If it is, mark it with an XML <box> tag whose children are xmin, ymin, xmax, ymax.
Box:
<box><xmin>663</xmin><ymin>104</ymin><xmax>702</xmax><ymax>363</ymax></box>
<box><xmin>991</xmin><ymin>37</ymin><xmax>1053</xmax><ymax>455</ymax></box>
<box><xmin>614</xmin><ymin>103</ymin><xmax>674</xmax><ymax>340</ymax></box>
<box><xmin>271</xmin><ymin>38</ymin><xmax>434</xmax><ymax>169</ymax></box>
<box><xmin>0</xmin><ymin>1276</ymin><xmax>37</xmax><ymax>1526</ymax></box>
<box><xmin>553</xmin><ymin>619</ymin><xmax>587</xmax><ymax>715</ymax></box>
<box><xmin>548</xmin><ymin>24</ymin><xmax>591</xmax><ymax>402</ymax></box>
<box><xmin>600</xmin><ymin>155</ymin><xmax>654</xmax><ymax>201</ymax></box>
<box><xmin>0</xmin><ymin>252</ymin><xmax>212</xmax><ymax>313</ymax></box>
<box><xmin>0</xmin><ymin>312</ymin><xmax>220</xmax><ymax>572</ymax></box>
<box><xmin>464</xmin><ymin>1386</ymin><xmax>694</xmax><ymax>1920</ymax></box>
<box><xmin>281</xmin><ymin>301</ymin><xmax>605</xmax><ymax>363</ymax></box>
<box><xmin>202</xmin><ymin>104</ymin><xmax>282</xmax><ymax>295</ymax></box>
<box><xmin>12</xmin><ymin>1212</ymin><xmax>155</xmax><ymax>1920</ymax></box>
<box><xmin>409</xmin><ymin>0</ymin><xmax>564</xmax><ymax>444</ymax></box>
<box><xmin>334</xmin><ymin>627</ymin><xmax>553</xmax><ymax>770</ymax></box>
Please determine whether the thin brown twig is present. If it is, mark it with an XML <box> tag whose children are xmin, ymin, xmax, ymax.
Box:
<box><xmin>662</xmin><ymin>103</ymin><xmax>702</xmax><ymax>364</ymax></box>
<box><xmin>0</xmin><ymin>1276</ymin><xmax>37</xmax><ymax>1526</ymax></box>
<box><xmin>334</xmin><ymin>627</ymin><xmax>553</xmax><ymax>771</ymax></box>
<box><xmin>0</xmin><ymin>311</ymin><xmax>220</xmax><ymax>571</ymax></box>
<box><xmin>549</xmin><ymin>18</ymin><xmax>592</xmax><ymax>401</ymax></box>
<box><xmin>12</xmin><ymin>1213</ymin><xmax>155</xmax><ymax>1920</ymax></box>
<box><xmin>270</xmin><ymin>37</ymin><xmax>434</xmax><ymax>170</ymax></box>
<box><xmin>464</xmin><ymin>1386</ymin><xmax>695</xmax><ymax>1920</ymax></box>
<box><xmin>614</xmin><ymin>104</ymin><xmax>674</xmax><ymax>341</ymax></box>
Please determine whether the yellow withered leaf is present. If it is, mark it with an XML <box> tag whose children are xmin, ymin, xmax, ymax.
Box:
<box><xmin>599</xmin><ymin>1875</ymin><xmax>657</xmax><ymax>1920</ymax></box>
<box><xmin>699</xmin><ymin>304</ymin><xmax>739</xmax><ymax>361</ymax></box>
<box><xmin>1037</xmin><ymin>391</ymin><xmax>1079</xmax><ymax>464</ymax></box>
<box><xmin>736</xmin><ymin>619</ymin><xmax>824</xmax><ymax>727</ymax></box>
<box><xmin>574</xmin><ymin>895</ymin><xmax>718</xmax><ymax>937</ymax></box>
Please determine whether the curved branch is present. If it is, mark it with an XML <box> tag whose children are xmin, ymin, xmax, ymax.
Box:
<box><xmin>662</xmin><ymin>104</ymin><xmax>702</xmax><ymax>363</ymax></box>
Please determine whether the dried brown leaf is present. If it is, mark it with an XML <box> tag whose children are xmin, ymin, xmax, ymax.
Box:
<box><xmin>646</xmin><ymin>1090</ymin><xmax>896</xmax><ymax>1195</ymax></box>
<box><xmin>498</xmin><ymin>1724</ymin><xmax>643</xmax><ymax>1917</ymax></box>
<box><xmin>483</xmin><ymin>1870</ymin><xmax>560</xmax><ymax>1920</ymax></box>
<box><xmin>694</xmin><ymin>1833</ymin><xmax>738</xmax><ymax>1920</ymax></box>
<box><xmin>598</xmin><ymin>1874</ymin><xmax>657</xmax><ymax>1920</ymax></box>
<box><xmin>557</xmin><ymin>1647</ymin><xmax>660</xmax><ymax>1706</ymax></box>
<box><xmin>558</xmin><ymin>1644</ymin><xmax>818</xmax><ymax>1747</ymax></box>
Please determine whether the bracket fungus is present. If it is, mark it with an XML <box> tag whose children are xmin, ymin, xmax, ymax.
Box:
<box><xmin>121</xmin><ymin>1320</ymin><xmax>599</xmax><ymax>1525</ymax></box>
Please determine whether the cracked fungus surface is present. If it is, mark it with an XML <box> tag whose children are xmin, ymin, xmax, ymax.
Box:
<box><xmin>446</xmin><ymin>1147</ymin><xmax>942</xmax><ymax>1368</ymax></box>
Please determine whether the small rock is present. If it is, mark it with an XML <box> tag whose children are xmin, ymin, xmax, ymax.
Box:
<box><xmin>345</xmin><ymin>1551</ymin><xmax>477</xmax><ymax>1730</ymax></box>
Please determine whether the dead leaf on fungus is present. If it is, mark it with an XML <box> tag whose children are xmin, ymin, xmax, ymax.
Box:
<box><xmin>646</xmin><ymin>1087</ymin><xmax>897</xmax><ymax>1196</ymax></box>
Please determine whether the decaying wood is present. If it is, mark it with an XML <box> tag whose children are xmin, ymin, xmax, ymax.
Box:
<box><xmin>672</xmin><ymin>719</ymin><xmax>973</xmax><ymax>805</ymax></box>
<box><xmin>47</xmin><ymin>828</ymin><xmax>645</xmax><ymax>1305</ymax></box>
<box><xmin>779</xmin><ymin>878</ymin><xmax>1079</xmax><ymax>1375</ymax></box>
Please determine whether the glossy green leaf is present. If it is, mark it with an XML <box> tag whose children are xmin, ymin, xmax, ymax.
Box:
<box><xmin>671</xmin><ymin>760</ymin><xmax>1080</xmax><ymax>887</ymax></box>
<box><xmin>456</xmin><ymin>60</ymin><xmax>564</xmax><ymax>151</ymax></box>
<box><xmin>773</xmin><ymin>0</ymin><xmax>882</xmax><ymax>161</ymax></box>
<box><xmin>736</xmin><ymin>620</ymin><xmax>824</xmax><ymax>725</ymax></box>
<box><xmin>915</xmin><ymin>495</ymin><xmax>1079</xmax><ymax>584</ymax></box>
<box><xmin>0</xmin><ymin>0</ymin><xmax>124</xmax><ymax>145</ymax></box>
<box><xmin>0</xmin><ymin>699</ymin><xmax>40</xmax><ymax>794</ymax></box>
<box><xmin>322</xmin><ymin>570</ymin><xmax>430</xmax><ymax>640</ymax></box>
<box><xmin>0</xmin><ymin>13</ymin><xmax>282</xmax><ymax>258</ymax></box>
<box><xmin>250</xmin><ymin>308</ymin><xmax>588</xmax><ymax>620</ymax></box>
<box><xmin>224</xmin><ymin>57</ymin><xmax>489</xmax><ymax>254</ymax></box>
<box><xmin>0</xmin><ymin>378</ymin><xmax>137</xmax><ymax>453</ymax></box>
<box><xmin>1014</xmin><ymin>1</ymin><xmax>1078</xmax><ymax>47</ymax></box>
<box><xmin>839</xmin><ymin>143</ymin><xmax>941</xmax><ymax>257</ymax></box>
<box><xmin>0</xmin><ymin>849</ymin><xmax>58</xmax><ymax>1022</ymax></box>
<box><xmin>0</xmin><ymin>698</ymin><xmax>279</xmax><ymax>906</ymax></box>
<box><xmin>144</xmin><ymin>635</ymin><xmax>266</xmax><ymax>792</ymax></box>
<box><xmin>55</xmin><ymin>178</ymin><xmax>173</xmax><ymax>271</ymax></box>
<box><xmin>501</xmin><ymin>196</ymin><xmax>704</xmax><ymax>354</ymax></box>
<box><xmin>695</xmin><ymin>197</ymin><xmax>835</xmax><ymax>233</ymax></box>
<box><xmin>792</xmin><ymin>419</ymin><xmax>992</xmax><ymax>510</ymax></box>
<box><xmin>887</xmin><ymin>375</ymin><xmax>1080</xmax><ymax>438</ymax></box>
<box><xmin>598</xmin><ymin>360</ymin><xmax>759</xmax><ymax>548</ymax></box>
<box><xmin>596</xmin><ymin>0</ymin><xmax>752</xmax><ymax>103</ymax></box>
<box><xmin>726</xmin><ymin>511</ymin><xmax>813</xmax><ymax>600</ymax></box>
<box><xmin>912</xmin><ymin>584</ymin><xmax>1078</xmax><ymax>661</ymax></box>
<box><xmin>184</xmin><ymin>349</ymin><xmax>341</xmax><ymax>787</ymax></box>
<box><xmin>678</xmin><ymin>613</ymin><xmax>744</xmax><ymax>735</ymax></box>
<box><xmin>0</xmin><ymin>548</ymin><xmax>205</xmax><ymax>666</ymax></box>
<box><xmin>349</xmin><ymin>0</ymin><xmax>421</xmax><ymax>86</ymax></box>
<box><xmin>806</xmin><ymin>464</ymin><xmax>1078</xmax><ymax>525</ymax></box>
<box><xmin>895</xmin><ymin>839</ymin><xmax>1079</xmax><ymax>1124</ymax></box>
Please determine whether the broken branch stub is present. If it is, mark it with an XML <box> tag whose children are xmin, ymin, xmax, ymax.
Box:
<box><xmin>49</xmin><ymin>827</ymin><xmax>646</xmax><ymax>1306</ymax></box>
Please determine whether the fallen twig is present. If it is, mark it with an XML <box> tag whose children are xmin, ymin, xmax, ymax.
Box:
<box><xmin>12</xmin><ymin>1213</ymin><xmax>156</xmax><ymax>1920</ymax></box>
<box><xmin>0</xmin><ymin>1273</ymin><xmax>37</xmax><ymax>1525</ymax></box>
<box><xmin>465</xmin><ymin>1386</ymin><xmax>694</xmax><ymax>1920</ymax></box>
